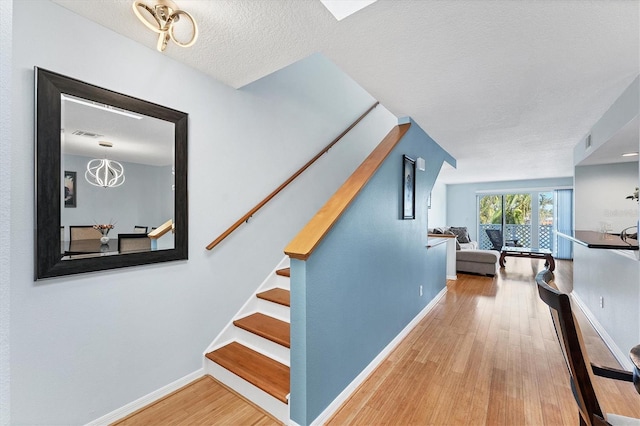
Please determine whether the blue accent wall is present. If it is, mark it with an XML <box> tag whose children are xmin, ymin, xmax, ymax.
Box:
<box><xmin>290</xmin><ymin>119</ymin><xmax>454</xmax><ymax>425</ymax></box>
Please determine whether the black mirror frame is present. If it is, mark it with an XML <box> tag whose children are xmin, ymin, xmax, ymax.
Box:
<box><xmin>35</xmin><ymin>67</ymin><xmax>188</xmax><ymax>279</ymax></box>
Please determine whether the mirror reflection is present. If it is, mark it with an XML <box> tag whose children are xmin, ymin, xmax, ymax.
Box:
<box><xmin>35</xmin><ymin>67</ymin><xmax>188</xmax><ymax>279</ymax></box>
<box><xmin>60</xmin><ymin>93</ymin><xmax>175</xmax><ymax>259</ymax></box>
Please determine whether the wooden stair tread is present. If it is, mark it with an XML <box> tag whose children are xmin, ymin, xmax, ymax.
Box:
<box><xmin>257</xmin><ymin>288</ymin><xmax>290</xmax><ymax>307</ymax></box>
<box><xmin>234</xmin><ymin>313</ymin><xmax>290</xmax><ymax>348</ymax></box>
<box><xmin>206</xmin><ymin>342</ymin><xmax>290</xmax><ymax>403</ymax></box>
<box><xmin>276</xmin><ymin>268</ymin><xmax>290</xmax><ymax>277</ymax></box>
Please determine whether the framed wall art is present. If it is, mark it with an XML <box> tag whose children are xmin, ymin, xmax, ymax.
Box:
<box><xmin>403</xmin><ymin>155</ymin><xmax>415</xmax><ymax>219</ymax></box>
<box><xmin>64</xmin><ymin>171</ymin><xmax>76</xmax><ymax>208</ymax></box>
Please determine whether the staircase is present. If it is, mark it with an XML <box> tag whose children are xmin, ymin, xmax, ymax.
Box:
<box><xmin>204</xmin><ymin>258</ymin><xmax>291</xmax><ymax>423</ymax></box>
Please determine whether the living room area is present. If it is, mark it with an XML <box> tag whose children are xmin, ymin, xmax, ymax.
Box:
<box><xmin>427</xmin><ymin>176</ymin><xmax>573</xmax><ymax>276</ymax></box>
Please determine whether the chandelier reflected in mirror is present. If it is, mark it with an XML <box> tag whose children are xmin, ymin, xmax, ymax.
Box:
<box><xmin>132</xmin><ymin>0</ymin><xmax>198</xmax><ymax>52</ymax></box>
<box><xmin>85</xmin><ymin>141</ymin><xmax>126</xmax><ymax>188</ymax></box>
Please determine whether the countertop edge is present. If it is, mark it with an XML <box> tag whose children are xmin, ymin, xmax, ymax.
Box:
<box><xmin>557</xmin><ymin>231</ymin><xmax>639</xmax><ymax>260</ymax></box>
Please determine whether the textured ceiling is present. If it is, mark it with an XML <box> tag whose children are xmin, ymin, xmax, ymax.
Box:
<box><xmin>52</xmin><ymin>0</ymin><xmax>640</xmax><ymax>184</ymax></box>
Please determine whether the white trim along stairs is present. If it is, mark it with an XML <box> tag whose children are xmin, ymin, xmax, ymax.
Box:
<box><xmin>203</xmin><ymin>257</ymin><xmax>291</xmax><ymax>423</ymax></box>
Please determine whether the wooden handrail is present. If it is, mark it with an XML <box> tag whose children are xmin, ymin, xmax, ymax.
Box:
<box><xmin>284</xmin><ymin>123</ymin><xmax>411</xmax><ymax>260</ymax></box>
<box><xmin>148</xmin><ymin>219</ymin><xmax>173</xmax><ymax>240</ymax></box>
<box><xmin>206</xmin><ymin>101</ymin><xmax>380</xmax><ymax>250</ymax></box>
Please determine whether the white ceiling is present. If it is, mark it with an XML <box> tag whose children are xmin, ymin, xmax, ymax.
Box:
<box><xmin>61</xmin><ymin>95</ymin><xmax>174</xmax><ymax>166</ymax></box>
<box><xmin>52</xmin><ymin>0</ymin><xmax>640</xmax><ymax>184</ymax></box>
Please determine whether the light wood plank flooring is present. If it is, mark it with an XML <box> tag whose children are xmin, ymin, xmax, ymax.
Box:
<box><xmin>115</xmin><ymin>258</ymin><xmax>640</xmax><ymax>425</ymax></box>
<box><xmin>112</xmin><ymin>376</ymin><xmax>279</xmax><ymax>425</ymax></box>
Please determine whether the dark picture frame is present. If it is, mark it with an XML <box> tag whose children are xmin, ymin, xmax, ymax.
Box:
<box><xmin>403</xmin><ymin>155</ymin><xmax>416</xmax><ymax>220</ymax></box>
<box><xmin>64</xmin><ymin>171</ymin><xmax>76</xmax><ymax>208</ymax></box>
<box><xmin>35</xmin><ymin>67</ymin><xmax>189</xmax><ymax>279</ymax></box>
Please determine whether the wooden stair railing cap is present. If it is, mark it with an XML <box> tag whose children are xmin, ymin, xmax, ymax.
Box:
<box><xmin>284</xmin><ymin>123</ymin><xmax>411</xmax><ymax>261</ymax></box>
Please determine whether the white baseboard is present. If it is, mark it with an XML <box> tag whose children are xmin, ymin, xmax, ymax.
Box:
<box><xmin>309</xmin><ymin>286</ymin><xmax>448</xmax><ymax>425</ymax></box>
<box><xmin>85</xmin><ymin>369</ymin><xmax>204</xmax><ymax>426</ymax></box>
<box><xmin>447</xmin><ymin>274</ymin><xmax>457</xmax><ymax>280</ymax></box>
<box><xmin>571</xmin><ymin>293</ymin><xmax>634</xmax><ymax>371</ymax></box>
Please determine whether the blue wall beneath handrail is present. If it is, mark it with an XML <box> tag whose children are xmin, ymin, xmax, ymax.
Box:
<box><xmin>289</xmin><ymin>119</ymin><xmax>455</xmax><ymax>425</ymax></box>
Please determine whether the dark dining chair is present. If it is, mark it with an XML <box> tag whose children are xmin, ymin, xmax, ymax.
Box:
<box><xmin>118</xmin><ymin>233</ymin><xmax>151</xmax><ymax>254</ymax></box>
<box><xmin>133</xmin><ymin>225</ymin><xmax>148</xmax><ymax>234</ymax></box>
<box><xmin>69</xmin><ymin>225</ymin><xmax>102</xmax><ymax>241</ymax></box>
<box><xmin>485</xmin><ymin>228</ymin><xmax>519</xmax><ymax>251</ymax></box>
<box><xmin>536</xmin><ymin>270</ymin><xmax>639</xmax><ymax>425</ymax></box>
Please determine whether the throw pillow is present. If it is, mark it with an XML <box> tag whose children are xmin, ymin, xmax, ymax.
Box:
<box><xmin>449</xmin><ymin>226</ymin><xmax>470</xmax><ymax>243</ymax></box>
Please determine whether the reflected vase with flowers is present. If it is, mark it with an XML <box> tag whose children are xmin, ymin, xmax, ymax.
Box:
<box><xmin>93</xmin><ymin>223</ymin><xmax>114</xmax><ymax>245</ymax></box>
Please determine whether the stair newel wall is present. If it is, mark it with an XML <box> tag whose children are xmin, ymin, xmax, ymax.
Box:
<box><xmin>286</xmin><ymin>119</ymin><xmax>456</xmax><ymax>425</ymax></box>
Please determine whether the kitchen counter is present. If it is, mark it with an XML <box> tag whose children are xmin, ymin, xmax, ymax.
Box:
<box><xmin>558</xmin><ymin>230</ymin><xmax>638</xmax><ymax>250</ymax></box>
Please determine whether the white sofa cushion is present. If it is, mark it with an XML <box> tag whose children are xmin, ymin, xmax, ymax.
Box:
<box><xmin>459</xmin><ymin>241</ymin><xmax>479</xmax><ymax>250</ymax></box>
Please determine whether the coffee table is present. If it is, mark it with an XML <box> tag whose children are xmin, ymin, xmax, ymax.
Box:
<box><xmin>499</xmin><ymin>246</ymin><xmax>555</xmax><ymax>271</ymax></box>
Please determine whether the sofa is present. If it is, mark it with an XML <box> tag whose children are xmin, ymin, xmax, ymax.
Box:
<box><xmin>430</xmin><ymin>226</ymin><xmax>499</xmax><ymax>276</ymax></box>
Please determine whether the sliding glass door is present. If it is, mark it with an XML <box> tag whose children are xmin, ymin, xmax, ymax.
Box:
<box><xmin>554</xmin><ymin>189</ymin><xmax>573</xmax><ymax>259</ymax></box>
<box><xmin>539</xmin><ymin>192</ymin><xmax>554</xmax><ymax>251</ymax></box>
<box><xmin>478</xmin><ymin>189</ymin><xmax>571</xmax><ymax>257</ymax></box>
<box><xmin>478</xmin><ymin>194</ymin><xmax>532</xmax><ymax>249</ymax></box>
<box><xmin>504</xmin><ymin>193</ymin><xmax>532</xmax><ymax>247</ymax></box>
<box><xmin>478</xmin><ymin>195</ymin><xmax>502</xmax><ymax>248</ymax></box>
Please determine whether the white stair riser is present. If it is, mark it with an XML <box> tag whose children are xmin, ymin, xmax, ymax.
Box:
<box><xmin>274</xmin><ymin>274</ymin><xmax>290</xmax><ymax>290</ymax></box>
<box><xmin>204</xmin><ymin>362</ymin><xmax>289</xmax><ymax>424</ymax></box>
<box><xmin>264</xmin><ymin>273</ymin><xmax>290</xmax><ymax>291</ymax></box>
<box><xmin>256</xmin><ymin>297</ymin><xmax>290</xmax><ymax>322</ymax></box>
<box><xmin>235</xmin><ymin>329</ymin><xmax>290</xmax><ymax>366</ymax></box>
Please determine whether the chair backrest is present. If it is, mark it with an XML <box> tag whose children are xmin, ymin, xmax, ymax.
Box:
<box><xmin>485</xmin><ymin>229</ymin><xmax>503</xmax><ymax>250</ymax></box>
<box><xmin>535</xmin><ymin>270</ymin><xmax>608</xmax><ymax>426</ymax></box>
<box><xmin>118</xmin><ymin>233</ymin><xmax>151</xmax><ymax>254</ymax></box>
<box><xmin>70</xmin><ymin>226</ymin><xmax>102</xmax><ymax>241</ymax></box>
<box><xmin>133</xmin><ymin>226</ymin><xmax>148</xmax><ymax>234</ymax></box>
<box><xmin>631</xmin><ymin>345</ymin><xmax>640</xmax><ymax>394</ymax></box>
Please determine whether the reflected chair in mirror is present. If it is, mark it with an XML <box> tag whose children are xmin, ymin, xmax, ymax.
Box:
<box><xmin>485</xmin><ymin>229</ymin><xmax>520</xmax><ymax>251</ymax></box>
<box><xmin>133</xmin><ymin>225</ymin><xmax>148</xmax><ymax>234</ymax></box>
<box><xmin>69</xmin><ymin>225</ymin><xmax>102</xmax><ymax>241</ymax></box>
<box><xmin>118</xmin><ymin>233</ymin><xmax>151</xmax><ymax>254</ymax></box>
<box><xmin>536</xmin><ymin>270</ymin><xmax>640</xmax><ymax>425</ymax></box>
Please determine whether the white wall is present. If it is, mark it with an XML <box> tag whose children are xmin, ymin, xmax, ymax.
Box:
<box><xmin>9</xmin><ymin>1</ymin><xmax>397</xmax><ymax>423</ymax></box>
<box><xmin>575</xmin><ymin>162</ymin><xmax>639</xmax><ymax>233</ymax></box>
<box><xmin>571</xmin><ymin>75</ymin><xmax>639</xmax><ymax>368</ymax></box>
<box><xmin>427</xmin><ymin>179</ymin><xmax>447</xmax><ymax>228</ymax></box>
<box><xmin>573</xmin><ymin>244</ymin><xmax>639</xmax><ymax>365</ymax></box>
<box><xmin>0</xmin><ymin>0</ymin><xmax>12</xmax><ymax>424</ymax></box>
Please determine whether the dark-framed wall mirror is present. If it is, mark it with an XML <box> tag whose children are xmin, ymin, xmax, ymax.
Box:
<box><xmin>35</xmin><ymin>67</ymin><xmax>188</xmax><ymax>279</ymax></box>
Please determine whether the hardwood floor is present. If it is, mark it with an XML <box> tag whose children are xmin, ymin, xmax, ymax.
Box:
<box><xmin>327</xmin><ymin>258</ymin><xmax>640</xmax><ymax>425</ymax></box>
<box><xmin>112</xmin><ymin>376</ymin><xmax>279</xmax><ymax>426</ymax></box>
<box><xmin>115</xmin><ymin>258</ymin><xmax>640</xmax><ymax>425</ymax></box>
